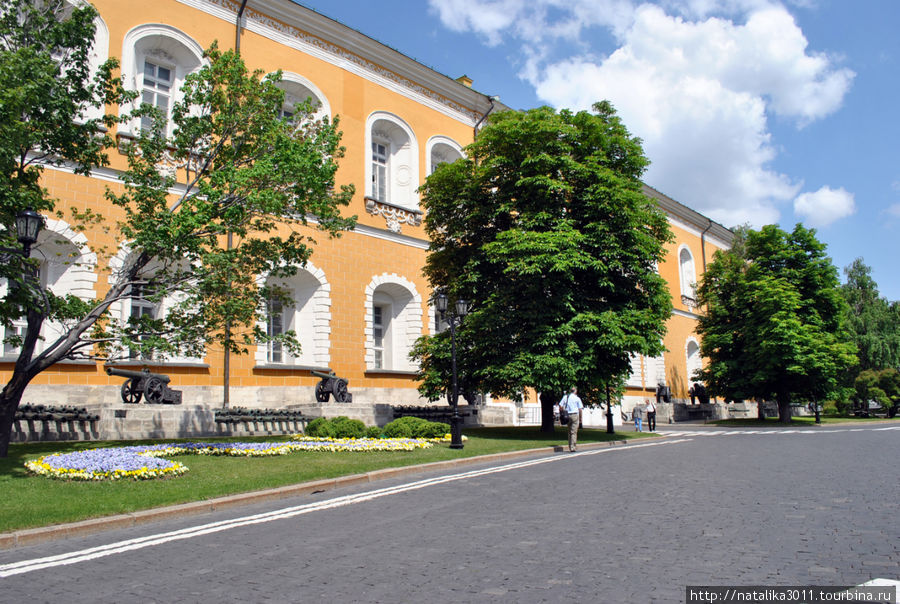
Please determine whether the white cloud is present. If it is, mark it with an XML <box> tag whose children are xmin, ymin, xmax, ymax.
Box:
<box><xmin>428</xmin><ymin>0</ymin><xmax>854</xmax><ymax>229</ymax></box>
<box><xmin>793</xmin><ymin>186</ymin><xmax>856</xmax><ymax>228</ymax></box>
<box><xmin>886</xmin><ymin>204</ymin><xmax>900</xmax><ymax>219</ymax></box>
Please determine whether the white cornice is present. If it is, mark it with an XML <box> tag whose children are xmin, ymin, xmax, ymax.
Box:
<box><xmin>175</xmin><ymin>0</ymin><xmax>502</xmax><ymax>126</ymax></box>
<box><xmin>42</xmin><ymin>162</ymin><xmax>430</xmax><ymax>250</ymax></box>
<box><xmin>672</xmin><ymin>308</ymin><xmax>701</xmax><ymax>320</ymax></box>
<box><xmin>351</xmin><ymin>223</ymin><xmax>429</xmax><ymax>250</ymax></box>
<box><xmin>643</xmin><ymin>184</ymin><xmax>734</xmax><ymax>250</ymax></box>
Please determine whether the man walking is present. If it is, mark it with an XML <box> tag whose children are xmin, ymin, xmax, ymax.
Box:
<box><xmin>558</xmin><ymin>387</ymin><xmax>584</xmax><ymax>452</ymax></box>
<box><xmin>645</xmin><ymin>397</ymin><xmax>656</xmax><ymax>431</ymax></box>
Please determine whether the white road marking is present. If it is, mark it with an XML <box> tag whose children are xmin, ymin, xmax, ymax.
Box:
<box><xmin>0</xmin><ymin>438</ymin><xmax>692</xmax><ymax>578</ymax></box>
<box><xmin>660</xmin><ymin>425</ymin><xmax>900</xmax><ymax>438</ymax></box>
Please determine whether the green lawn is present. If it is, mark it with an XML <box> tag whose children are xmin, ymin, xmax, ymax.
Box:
<box><xmin>0</xmin><ymin>427</ymin><xmax>654</xmax><ymax>533</ymax></box>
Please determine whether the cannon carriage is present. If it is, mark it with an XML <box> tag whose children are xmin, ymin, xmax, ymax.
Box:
<box><xmin>312</xmin><ymin>369</ymin><xmax>352</xmax><ymax>403</ymax></box>
<box><xmin>105</xmin><ymin>366</ymin><xmax>183</xmax><ymax>405</ymax></box>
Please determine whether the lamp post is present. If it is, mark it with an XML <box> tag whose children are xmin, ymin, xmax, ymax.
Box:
<box><xmin>606</xmin><ymin>384</ymin><xmax>614</xmax><ymax>434</ymax></box>
<box><xmin>435</xmin><ymin>291</ymin><xmax>469</xmax><ymax>450</ymax></box>
<box><xmin>2</xmin><ymin>210</ymin><xmax>44</xmax><ymax>266</ymax></box>
<box><xmin>15</xmin><ymin>209</ymin><xmax>44</xmax><ymax>259</ymax></box>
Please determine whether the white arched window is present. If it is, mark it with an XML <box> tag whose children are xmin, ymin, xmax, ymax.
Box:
<box><xmin>274</xmin><ymin>72</ymin><xmax>330</xmax><ymax>124</ymax></box>
<box><xmin>686</xmin><ymin>339</ymin><xmax>702</xmax><ymax>384</ymax></box>
<box><xmin>365</xmin><ymin>112</ymin><xmax>419</xmax><ymax>210</ymax></box>
<box><xmin>1</xmin><ymin>220</ymin><xmax>97</xmax><ymax>358</ymax></box>
<box><xmin>256</xmin><ymin>263</ymin><xmax>331</xmax><ymax>367</ymax></box>
<box><xmin>678</xmin><ymin>245</ymin><xmax>697</xmax><ymax>301</ymax></box>
<box><xmin>120</xmin><ymin>24</ymin><xmax>204</xmax><ymax>136</ymax></box>
<box><xmin>426</xmin><ymin>136</ymin><xmax>465</xmax><ymax>175</ymax></box>
<box><xmin>648</xmin><ymin>352</ymin><xmax>667</xmax><ymax>388</ymax></box>
<box><xmin>107</xmin><ymin>247</ymin><xmax>199</xmax><ymax>363</ymax></box>
<box><xmin>78</xmin><ymin>13</ymin><xmax>111</xmax><ymax>124</ymax></box>
<box><xmin>365</xmin><ymin>275</ymin><xmax>423</xmax><ymax>371</ymax></box>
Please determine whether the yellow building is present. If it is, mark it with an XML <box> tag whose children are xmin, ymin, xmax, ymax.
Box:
<box><xmin>5</xmin><ymin>0</ymin><xmax>731</xmax><ymax>433</ymax></box>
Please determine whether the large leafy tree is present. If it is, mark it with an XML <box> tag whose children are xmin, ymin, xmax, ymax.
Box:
<box><xmin>840</xmin><ymin>258</ymin><xmax>900</xmax><ymax>372</ymax></box>
<box><xmin>0</xmin><ymin>2</ymin><xmax>354</xmax><ymax>456</ymax></box>
<box><xmin>415</xmin><ymin>103</ymin><xmax>673</xmax><ymax>431</ymax></box>
<box><xmin>695</xmin><ymin>224</ymin><xmax>857</xmax><ymax>423</ymax></box>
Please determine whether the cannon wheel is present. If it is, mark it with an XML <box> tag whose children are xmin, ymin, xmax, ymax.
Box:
<box><xmin>335</xmin><ymin>379</ymin><xmax>351</xmax><ymax>403</ymax></box>
<box><xmin>315</xmin><ymin>380</ymin><xmax>330</xmax><ymax>403</ymax></box>
<box><xmin>144</xmin><ymin>376</ymin><xmax>166</xmax><ymax>404</ymax></box>
<box><xmin>121</xmin><ymin>379</ymin><xmax>143</xmax><ymax>404</ymax></box>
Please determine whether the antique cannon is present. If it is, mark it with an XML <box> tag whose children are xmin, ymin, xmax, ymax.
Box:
<box><xmin>312</xmin><ymin>369</ymin><xmax>352</xmax><ymax>403</ymax></box>
<box><xmin>105</xmin><ymin>366</ymin><xmax>183</xmax><ymax>405</ymax></box>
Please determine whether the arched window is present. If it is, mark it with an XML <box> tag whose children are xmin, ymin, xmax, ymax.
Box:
<box><xmin>365</xmin><ymin>112</ymin><xmax>419</xmax><ymax>210</ymax></box>
<box><xmin>256</xmin><ymin>263</ymin><xmax>331</xmax><ymax>367</ymax></box>
<box><xmin>686</xmin><ymin>339</ymin><xmax>702</xmax><ymax>383</ymax></box>
<box><xmin>107</xmin><ymin>247</ymin><xmax>198</xmax><ymax>363</ymax></box>
<box><xmin>120</xmin><ymin>24</ymin><xmax>204</xmax><ymax>136</ymax></box>
<box><xmin>274</xmin><ymin>72</ymin><xmax>330</xmax><ymax>124</ymax></box>
<box><xmin>678</xmin><ymin>245</ymin><xmax>697</xmax><ymax>301</ymax></box>
<box><xmin>1</xmin><ymin>220</ymin><xmax>97</xmax><ymax>358</ymax></box>
<box><xmin>426</xmin><ymin>136</ymin><xmax>464</xmax><ymax>175</ymax></box>
<box><xmin>78</xmin><ymin>13</ymin><xmax>111</xmax><ymax>124</ymax></box>
<box><xmin>365</xmin><ymin>275</ymin><xmax>423</xmax><ymax>371</ymax></box>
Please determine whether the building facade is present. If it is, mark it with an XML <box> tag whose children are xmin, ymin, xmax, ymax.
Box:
<box><xmin>4</xmin><ymin>0</ymin><xmax>731</xmax><ymax>428</ymax></box>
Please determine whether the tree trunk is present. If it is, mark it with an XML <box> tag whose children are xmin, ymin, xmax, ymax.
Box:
<box><xmin>540</xmin><ymin>391</ymin><xmax>558</xmax><ymax>433</ymax></box>
<box><xmin>778</xmin><ymin>396</ymin><xmax>792</xmax><ymax>424</ymax></box>
<box><xmin>0</xmin><ymin>370</ymin><xmax>31</xmax><ymax>458</ymax></box>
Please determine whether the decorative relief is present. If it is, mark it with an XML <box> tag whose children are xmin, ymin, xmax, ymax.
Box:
<box><xmin>681</xmin><ymin>294</ymin><xmax>698</xmax><ymax>309</ymax></box>
<box><xmin>365</xmin><ymin>197</ymin><xmax>422</xmax><ymax>233</ymax></box>
<box><xmin>205</xmin><ymin>0</ymin><xmax>480</xmax><ymax>122</ymax></box>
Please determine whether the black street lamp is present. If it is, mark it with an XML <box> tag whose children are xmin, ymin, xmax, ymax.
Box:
<box><xmin>15</xmin><ymin>209</ymin><xmax>44</xmax><ymax>258</ymax></box>
<box><xmin>2</xmin><ymin>209</ymin><xmax>44</xmax><ymax>263</ymax></box>
<box><xmin>435</xmin><ymin>290</ymin><xmax>469</xmax><ymax>450</ymax></box>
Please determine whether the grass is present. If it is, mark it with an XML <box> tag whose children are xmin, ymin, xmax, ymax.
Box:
<box><xmin>0</xmin><ymin>427</ymin><xmax>655</xmax><ymax>533</ymax></box>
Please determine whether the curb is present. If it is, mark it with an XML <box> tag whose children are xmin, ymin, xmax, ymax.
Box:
<box><xmin>0</xmin><ymin>437</ymin><xmax>648</xmax><ymax>550</ymax></box>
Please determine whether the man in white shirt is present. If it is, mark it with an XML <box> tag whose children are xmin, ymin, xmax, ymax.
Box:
<box><xmin>558</xmin><ymin>387</ymin><xmax>584</xmax><ymax>452</ymax></box>
<box><xmin>645</xmin><ymin>397</ymin><xmax>657</xmax><ymax>431</ymax></box>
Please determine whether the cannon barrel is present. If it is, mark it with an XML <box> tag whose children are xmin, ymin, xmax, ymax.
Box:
<box><xmin>105</xmin><ymin>366</ymin><xmax>171</xmax><ymax>383</ymax></box>
<box><xmin>311</xmin><ymin>369</ymin><xmax>336</xmax><ymax>380</ymax></box>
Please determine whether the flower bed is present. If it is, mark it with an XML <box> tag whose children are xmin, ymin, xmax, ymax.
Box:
<box><xmin>25</xmin><ymin>437</ymin><xmax>438</xmax><ymax>481</ymax></box>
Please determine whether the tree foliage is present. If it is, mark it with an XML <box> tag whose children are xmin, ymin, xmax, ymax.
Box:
<box><xmin>840</xmin><ymin>258</ymin><xmax>900</xmax><ymax>372</ymax></box>
<box><xmin>414</xmin><ymin>103</ymin><xmax>673</xmax><ymax>430</ymax></box>
<box><xmin>695</xmin><ymin>224</ymin><xmax>857</xmax><ymax>422</ymax></box>
<box><xmin>852</xmin><ymin>368</ymin><xmax>900</xmax><ymax>417</ymax></box>
<box><xmin>0</xmin><ymin>2</ymin><xmax>354</xmax><ymax>456</ymax></box>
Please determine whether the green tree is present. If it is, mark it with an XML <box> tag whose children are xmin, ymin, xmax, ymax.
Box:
<box><xmin>840</xmin><ymin>258</ymin><xmax>900</xmax><ymax>372</ymax></box>
<box><xmin>414</xmin><ymin>103</ymin><xmax>673</xmax><ymax>431</ymax></box>
<box><xmin>0</xmin><ymin>6</ymin><xmax>354</xmax><ymax>457</ymax></box>
<box><xmin>852</xmin><ymin>368</ymin><xmax>900</xmax><ymax>417</ymax></box>
<box><xmin>695</xmin><ymin>224</ymin><xmax>857</xmax><ymax>423</ymax></box>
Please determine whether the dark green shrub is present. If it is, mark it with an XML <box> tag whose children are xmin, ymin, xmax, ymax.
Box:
<box><xmin>382</xmin><ymin>416</ymin><xmax>449</xmax><ymax>439</ymax></box>
<box><xmin>833</xmin><ymin>399</ymin><xmax>852</xmax><ymax>416</ymax></box>
<box><xmin>382</xmin><ymin>416</ymin><xmax>427</xmax><ymax>438</ymax></box>
<box><xmin>823</xmin><ymin>402</ymin><xmax>838</xmax><ymax>416</ymax></box>
<box><xmin>366</xmin><ymin>425</ymin><xmax>383</xmax><ymax>439</ymax></box>
<box><xmin>305</xmin><ymin>417</ymin><xmax>335</xmax><ymax>437</ymax></box>
<box><xmin>419</xmin><ymin>421</ymin><xmax>451</xmax><ymax>439</ymax></box>
<box><xmin>331</xmin><ymin>416</ymin><xmax>367</xmax><ymax>439</ymax></box>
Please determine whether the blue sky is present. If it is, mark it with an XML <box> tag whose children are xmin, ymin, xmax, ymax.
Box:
<box><xmin>296</xmin><ymin>0</ymin><xmax>900</xmax><ymax>301</ymax></box>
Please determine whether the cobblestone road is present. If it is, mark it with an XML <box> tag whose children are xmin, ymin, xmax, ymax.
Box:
<box><xmin>1</xmin><ymin>426</ymin><xmax>897</xmax><ymax>603</ymax></box>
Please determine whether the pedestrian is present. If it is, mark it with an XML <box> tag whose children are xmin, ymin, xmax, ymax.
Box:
<box><xmin>558</xmin><ymin>387</ymin><xmax>584</xmax><ymax>452</ymax></box>
<box><xmin>689</xmin><ymin>383</ymin><xmax>697</xmax><ymax>405</ymax></box>
<box><xmin>645</xmin><ymin>397</ymin><xmax>656</xmax><ymax>431</ymax></box>
<box><xmin>632</xmin><ymin>400</ymin><xmax>644</xmax><ymax>432</ymax></box>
